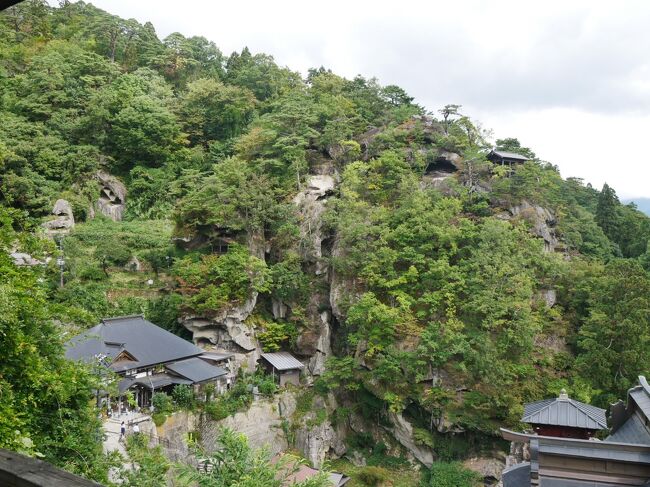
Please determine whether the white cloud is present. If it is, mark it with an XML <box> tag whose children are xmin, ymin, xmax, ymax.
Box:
<box><xmin>74</xmin><ymin>0</ymin><xmax>650</xmax><ymax>197</ymax></box>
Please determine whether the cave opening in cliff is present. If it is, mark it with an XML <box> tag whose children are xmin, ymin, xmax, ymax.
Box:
<box><xmin>424</xmin><ymin>158</ymin><xmax>457</xmax><ymax>175</ymax></box>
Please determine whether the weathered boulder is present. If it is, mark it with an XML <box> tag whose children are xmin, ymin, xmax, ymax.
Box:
<box><xmin>295</xmin><ymin>420</ymin><xmax>343</xmax><ymax>468</ymax></box>
<box><xmin>386</xmin><ymin>412</ymin><xmax>434</xmax><ymax>467</ymax></box>
<box><xmin>357</xmin><ymin>126</ymin><xmax>383</xmax><ymax>159</ymax></box>
<box><xmin>536</xmin><ymin>289</ymin><xmax>557</xmax><ymax>308</ymax></box>
<box><xmin>53</xmin><ymin>199</ymin><xmax>74</xmax><ymax>220</ymax></box>
<box><xmin>501</xmin><ymin>200</ymin><xmax>559</xmax><ymax>252</ymax></box>
<box><xmin>124</xmin><ymin>256</ymin><xmax>142</xmax><ymax>272</ymax></box>
<box><xmin>9</xmin><ymin>252</ymin><xmax>44</xmax><ymax>266</ymax></box>
<box><xmin>303</xmin><ymin>310</ymin><xmax>332</xmax><ymax>376</ymax></box>
<box><xmin>272</xmin><ymin>298</ymin><xmax>289</xmax><ymax>320</ymax></box>
<box><xmin>96</xmin><ymin>171</ymin><xmax>127</xmax><ymax>221</ymax></box>
<box><xmin>463</xmin><ymin>455</ymin><xmax>506</xmax><ymax>485</ymax></box>
<box><xmin>42</xmin><ymin>199</ymin><xmax>75</xmax><ymax>234</ymax></box>
<box><xmin>293</xmin><ymin>174</ymin><xmax>335</xmax><ymax>274</ymax></box>
<box><xmin>292</xmin><ymin>172</ymin><xmax>337</xmax><ymax>375</ymax></box>
<box><xmin>293</xmin><ymin>394</ymin><xmax>345</xmax><ymax>467</ymax></box>
<box><xmin>183</xmin><ymin>293</ymin><xmax>259</xmax><ymax>353</ymax></box>
<box><xmin>201</xmin><ymin>391</ymin><xmax>298</xmax><ymax>456</ymax></box>
<box><xmin>329</xmin><ymin>237</ymin><xmax>358</xmax><ymax>324</ymax></box>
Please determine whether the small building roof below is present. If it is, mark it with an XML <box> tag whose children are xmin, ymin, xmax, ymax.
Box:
<box><xmin>522</xmin><ymin>390</ymin><xmax>607</xmax><ymax>430</ymax></box>
<box><xmin>165</xmin><ymin>357</ymin><xmax>227</xmax><ymax>383</ymax></box>
<box><xmin>200</xmin><ymin>351</ymin><xmax>235</xmax><ymax>362</ymax></box>
<box><xmin>261</xmin><ymin>352</ymin><xmax>305</xmax><ymax>371</ymax></box>
<box><xmin>489</xmin><ymin>150</ymin><xmax>530</xmax><ymax>161</ymax></box>
<box><xmin>132</xmin><ymin>373</ymin><xmax>192</xmax><ymax>390</ymax></box>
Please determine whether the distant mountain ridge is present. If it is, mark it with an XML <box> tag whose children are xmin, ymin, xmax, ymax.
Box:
<box><xmin>623</xmin><ymin>198</ymin><xmax>650</xmax><ymax>216</ymax></box>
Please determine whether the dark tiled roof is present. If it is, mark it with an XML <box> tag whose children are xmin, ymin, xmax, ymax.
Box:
<box><xmin>490</xmin><ymin>150</ymin><xmax>530</xmax><ymax>161</ymax></box>
<box><xmin>261</xmin><ymin>352</ymin><xmax>305</xmax><ymax>371</ymax></box>
<box><xmin>166</xmin><ymin>357</ymin><xmax>227</xmax><ymax>383</ymax></box>
<box><xmin>606</xmin><ymin>412</ymin><xmax>650</xmax><ymax>445</ymax></box>
<box><xmin>631</xmin><ymin>384</ymin><xmax>650</xmax><ymax>420</ymax></box>
<box><xmin>502</xmin><ymin>462</ymin><xmax>530</xmax><ymax>487</ymax></box>
<box><xmin>522</xmin><ymin>392</ymin><xmax>607</xmax><ymax>430</ymax></box>
<box><xmin>65</xmin><ymin>315</ymin><xmax>202</xmax><ymax>370</ymax></box>
<box><xmin>200</xmin><ymin>351</ymin><xmax>235</xmax><ymax>362</ymax></box>
<box><xmin>132</xmin><ymin>373</ymin><xmax>191</xmax><ymax>389</ymax></box>
<box><xmin>540</xmin><ymin>480</ymin><xmax>630</xmax><ymax>487</ymax></box>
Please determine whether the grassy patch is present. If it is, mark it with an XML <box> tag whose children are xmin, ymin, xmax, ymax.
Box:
<box><xmin>329</xmin><ymin>458</ymin><xmax>421</xmax><ymax>487</ymax></box>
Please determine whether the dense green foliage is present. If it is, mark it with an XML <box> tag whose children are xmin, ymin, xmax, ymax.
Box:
<box><xmin>0</xmin><ymin>208</ymin><xmax>112</xmax><ymax>482</ymax></box>
<box><xmin>423</xmin><ymin>462</ymin><xmax>481</xmax><ymax>487</ymax></box>
<box><xmin>2</xmin><ymin>2</ymin><xmax>650</xmax><ymax>484</ymax></box>
<box><xmin>177</xmin><ymin>428</ymin><xmax>331</xmax><ymax>487</ymax></box>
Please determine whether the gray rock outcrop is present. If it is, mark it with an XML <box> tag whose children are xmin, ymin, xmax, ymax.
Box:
<box><xmin>292</xmin><ymin>173</ymin><xmax>337</xmax><ymax>375</ymax></box>
<box><xmin>501</xmin><ymin>200</ymin><xmax>559</xmax><ymax>252</ymax></box>
<box><xmin>42</xmin><ymin>199</ymin><xmax>75</xmax><ymax>234</ymax></box>
<box><xmin>463</xmin><ymin>455</ymin><xmax>506</xmax><ymax>485</ymax></box>
<box><xmin>201</xmin><ymin>391</ymin><xmax>298</xmax><ymax>456</ymax></box>
<box><xmin>96</xmin><ymin>171</ymin><xmax>127</xmax><ymax>221</ymax></box>
<box><xmin>183</xmin><ymin>293</ymin><xmax>259</xmax><ymax>353</ymax></box>
<box><xmin>386</xmin><ymin>412</ymin><xmax>435</xmax><ymax>467</ymax></box>
<box><xmin>294</xmin><ymin>395</ymin><xmax>346</xmax><ymax>468</ymax></box>
<box><xmin>536</xmin><ymin>289</ymin><xmax>557</xmax><ymax>308</ymax></box>
<box><xmin>295</xmin><ymin>419</ymin><xmax>343</xmax><ymax>469</ymax></box>
<box><xmin>10</xmin><ymin>252</ymin><xmax>44</xmax><ymax>266</ymax></box>
<box><xmin>293</xmin><ymin>174</ymin><xmax>335</xmax><ymax>274</ymax></box>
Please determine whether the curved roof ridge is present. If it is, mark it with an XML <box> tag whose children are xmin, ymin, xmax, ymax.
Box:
<box><xmin>102</xmin><ymin>314</ymin><xmax>145</xmax><ymax>323</ymax></box>
<box><xmin>639</xmin><ymin>376</ymin><xmax>650</xmax><ymax>396</ymax></box>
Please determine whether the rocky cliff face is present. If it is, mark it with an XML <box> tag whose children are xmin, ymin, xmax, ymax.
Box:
<box><xmin>175</xmin><ymin>133</ymin><xmax>564</xmax><ymax>474</ymax></box>
<box><xmin>500</xmin><ymin>200</ymin><xmax>559</xmax><ymax>252</ymax></box>
<box><xmin>42</xmin><ymin>198</ymin><xmax>75</xmax><ymax>235</ymax></box>
<box><xmin>292</xmin><ymin>171</ymin><xmax>337</xmax><ymax>375</ymax></box>
<box><xmin>96</xmin><ymin>171</ymin><xmax>127</xmax><ymax>221</ymax></box>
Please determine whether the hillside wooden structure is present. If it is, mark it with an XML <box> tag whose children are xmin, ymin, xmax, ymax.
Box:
<box><xmin>259</xmin><ymin>352</ymin><xmax>304</xmax><ymax>387</ymax></box>
<box><xmin>65</xmin><ymin>315</ymin><xmax>230</xmax><ymax>409</ymax></box>
<box><xmin>487</xmin><ymin>149</ymin><xmax>530</xmax><ymax>169</ymax></box>
<box><xmin>502</xmin><ymin>376</ymin><xmax>650</xmax><ymax>486</ymax></box>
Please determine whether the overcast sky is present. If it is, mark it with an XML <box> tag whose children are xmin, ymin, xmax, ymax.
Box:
<box><xmin>83</xmin><ymin>0</ymin><xmax>650</xmax><ymax>198</ymax></box>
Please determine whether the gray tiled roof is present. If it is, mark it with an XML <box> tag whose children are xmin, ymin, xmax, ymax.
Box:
<box><xmin>502</xmin><ymin>462</ymin><xmax>530</xmax><ymax>487</ymax></box>
<box><xmin>522</xmin><ymin>395</ymin><xmax>607</xmax><ymax>430</ymax></box>
<box><xmin>540</xmin><ymin>479</ymin><xmax>632</xmax><ymax>487</ymax></box>
<box><xmin>606</xmin><ymin>412</ymin><xmax>650</xmax><ymax>445</ymax></box>
<box><xmin>261</xmin><ymin>352</ymin><xmax>304</xmax><ymax>371</ymax></box>
<box><xmin>631</xmin><ymin>386</ymin><xmax>650</xmax><ymax>420</ymax></box>
<box><xmin>132</xmin><ymin>373</ymin><xmax>192</xmax><ymax>389</ymax></box>
<box><xmin>166</xmin><ymin>357</ymin><xmax>227</xmax><ymax>383</ymax></box>
<box><xmin>491</xmin><ymin>150</ymin><xmax>530</xmax><ymax>161</ymax></box>
<box><xmin>65</xmin><ymin>315</ymin><xmax>202</xmax><ymax>371</ymax></box>
<box><xmin>200</xmin><ymin>351</ymin><xmax>235</xmax><ymax>362</ymax></box>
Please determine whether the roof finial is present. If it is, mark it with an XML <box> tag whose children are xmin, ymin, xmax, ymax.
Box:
<box><xmin>558</xmin><ymin>388</ymin><xmax>569</xmax><ymax>400</ymax></box>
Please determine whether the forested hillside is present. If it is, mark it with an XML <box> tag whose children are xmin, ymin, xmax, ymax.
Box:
<box><xmin>2</xmin><ymin>1</ymin><xmax>650</xmax><ymax>485</ymax></box>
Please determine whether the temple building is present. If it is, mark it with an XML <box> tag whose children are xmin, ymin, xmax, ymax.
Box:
<box><xmin>521</xmin><ymin>389</ymin><xmax>607</xmax><ymax>439</ymax></box>
<box><xmin>502</xmin><ymin>378</ymin><xmax>650</xmax><ymax>486</ymax></box>
<box><xmin>487</xmin><ymin>149</ymin><xmax>530</xmax><ymax>167</ymax></box>
<box><xmin>65</xmin><ymin>315</ymin><xmax>232</xmax><ymax>410</ymax></box>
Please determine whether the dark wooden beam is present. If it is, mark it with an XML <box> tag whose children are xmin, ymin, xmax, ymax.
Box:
<box><xmin>0</xmin><ymin>449</ymin><xmax>102</xmax><ymax>487</ymax></box>
<box><xmin>0</xmin><ymin>0</ymin><xmax>24</xmax><ymax>12</ymax></box>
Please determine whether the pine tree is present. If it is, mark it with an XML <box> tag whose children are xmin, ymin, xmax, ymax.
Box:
<box><xmin>596</xmin><ymin>183</ymin><xmax>620</xmax><ymax>241</ymax></box>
